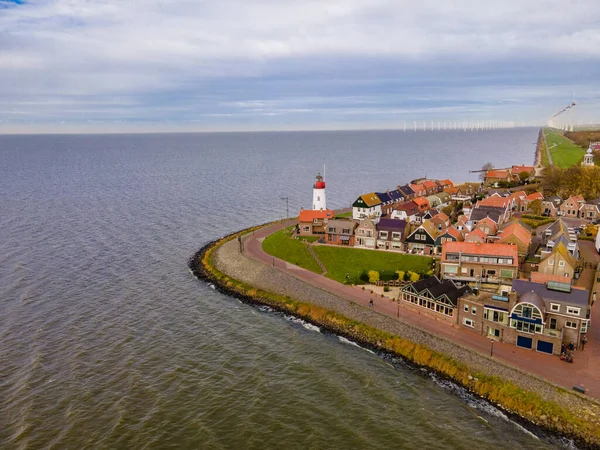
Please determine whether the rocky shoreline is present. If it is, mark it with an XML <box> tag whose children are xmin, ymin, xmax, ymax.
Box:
<box><xmin>189</xmin><ymin>225</ymin><xmax>600</xmax><ymax>449</ymax></box>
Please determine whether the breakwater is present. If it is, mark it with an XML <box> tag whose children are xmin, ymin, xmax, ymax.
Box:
<box><xmin>190</xmin><ymin>225</ymin><xmax>600</xmax><ymax>449</ymax></box>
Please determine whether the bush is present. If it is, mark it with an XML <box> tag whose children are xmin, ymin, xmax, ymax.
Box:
<box><xmin>396</xmin><ymin>270</ymin><xmax>406</xmax><ymax>281</ymax></box>
<box><xmin>383</xmin><ymin>286</ymin><xmax>390</xmax><ymax>292</ymax></box>
<box><xmin>368</xmin><ymin>270</ymin><xmax>380</xmax><ymax>284</ymax></box>
<box><xmin>408</xmin><ymin>271</ymin><xmax>420</xmax><ymax>282</ymax></box>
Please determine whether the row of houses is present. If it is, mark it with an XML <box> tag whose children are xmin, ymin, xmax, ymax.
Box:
<box><xmin>399</xmin><ymin>275</ymin><xmax>590</xmax><ymax>355</ymax></box>
<box><xmin>542</xmin><ymin>194</ymin><xmax>600</xmax><ymax>221</ymax></box>
<box><xmin>351</xmin><ymin>178</ymin><xmax>471</xmax><ymax>222</ymax></box>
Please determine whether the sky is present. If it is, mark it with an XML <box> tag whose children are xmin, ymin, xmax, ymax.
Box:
<box><xmin>1</xmin><ymin>0</ymin><xmax>599</xmax><ymax>133</ymax></box>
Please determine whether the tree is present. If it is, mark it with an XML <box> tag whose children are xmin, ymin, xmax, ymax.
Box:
<box><xmin>529</xmin><ymin>199</ymin><xmax>542</xmax><ymax>216</ymax></box>
<box><xmin>442</xmin><ymin>205</ymin><xmax>454</xmax><ymax>217</ymax></box>
<box><xmin>480</xmin><ymin>162</ymin><xmax>493</xmax><ymax>181</ymax></box>
<box><xmin>518</xmin><ymin>171</ymin><xmax>530</xmax><ymax>183</ymax></box>
<box><xmin>368</xmin><ymin>270</ymin><xmax>380</xmax><ymax>284</ymax></box>
<box><xmin>396</xmin><ymin>270</ymin><xmax>405</xmax><ymax>281</ymax></box>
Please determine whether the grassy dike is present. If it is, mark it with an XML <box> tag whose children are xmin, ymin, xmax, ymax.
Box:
<box><xmin>189</xmin><ymin>225</ymin><xmax>600</xmax><ymax>449</ymax></box>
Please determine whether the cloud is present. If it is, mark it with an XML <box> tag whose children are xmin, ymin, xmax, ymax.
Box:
<box><xmin>0</xmin><ymin>0</ymin><xmax>599</xmax><ymax>132</ymax></box>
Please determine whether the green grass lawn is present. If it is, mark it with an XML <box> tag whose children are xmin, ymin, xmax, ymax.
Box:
<box><xmin>262</xmin><ymin>228</ymin><xmax>322</xmax><ymax>273</ymax></box>
<box><xmin>544</xmin><ymin>129</ymin><xmax>586</xmax><ymax>168</ymax></box>
<box><xmin>313</xmin><ymin>246</ymin><xmax>433</xmax><ymax>284</ymax></box>
<box><xmin>334</xmin><ymin>212</ymin><xmax>352</xmax><ymax>219</ymax></box>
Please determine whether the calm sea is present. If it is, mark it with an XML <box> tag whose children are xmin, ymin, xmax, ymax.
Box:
<box><xmin>0</xmin><ymin>129</ymin><xmax>561</xmax><ymax>449</ymax></box>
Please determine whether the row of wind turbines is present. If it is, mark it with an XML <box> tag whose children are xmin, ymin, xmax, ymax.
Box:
<box><xmin>547</xmin><ymin>100</ymin><xmax>577</xmax><ymax>131</ymax></box>
<box><xmin>402</xmin><ymin>120</ymin><xmax>517</xmax><ymax>132</ymax></box>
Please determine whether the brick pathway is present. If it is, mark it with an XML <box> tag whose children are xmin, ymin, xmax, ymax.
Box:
<box><xmin>243</xmin><ymin>219</ymin><xmax>600</xmax><ymax>399</ymax></box>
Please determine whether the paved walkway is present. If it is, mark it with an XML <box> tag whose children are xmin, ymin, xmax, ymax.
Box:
<box><xmin>243</xmin><ymin>219</ymin><xmax>600</xmax><ymax>400</ymax></box>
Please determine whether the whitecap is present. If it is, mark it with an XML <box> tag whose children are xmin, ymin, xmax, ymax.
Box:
<box><xmin>337</xmin><ymin>336</ymin><xmax>375</xmax><ymax>354</ymax></box>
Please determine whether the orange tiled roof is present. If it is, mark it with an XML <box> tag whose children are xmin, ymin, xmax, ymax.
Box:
<box><xmin>438</xmin><ymin>179</ymin><xmax>453</xmax><ymax>188</ymax></box>
<box><xmin>526</xmin><ymin>192</ymin><xmax>544</xmax><ymax>201</ymax></box>
<box><xmin>445</xmin><ymin>227</ymin><xmax>464</xmax><ymax>241</ymax></box>
<box><xmin>465</xmin><ymin>229</ymin><xmax>487</xmax><ymax>242</ymax></box>
<box><xmin>529</xmin><ymin>272</ymin><xmax>572</xmax><ymax>284</ymax></box>
<box><xmin>476</xmin><ymin>217</ymin><xmax>498</xmax><ymax>235</ymax></box>
<box><xmin>510</xmin><ymin>190</ymin><xmax>527</xmax><ymax>201</ymax></box>
<box><xmin>511</xmin><ymin>165</ymin><xmax>534</xmax><ymax>175</ymax></box>
<box><xmin>442</xmin><ymin>241</ymin><xmax>519</xmax><ymax>261</ymax></box>
<box><xmin>498</xmin><ymin>221</ymin><xmax>532</xmax><ymax>247</ymax></box>
<box><xmin>485</xmin><ymin>170</ymin><xmax>510</xmax><ymax>179</ymax></box>
<box><xmin>477</xmin><ymin>196</ymin><xmax>511</xmax><ymax>208</ymax></box>
<box><xmin>298</xmin><ymin>209</ymin><xmax>334</xmax><ymax>222</ymax></box>
<box><xmin>413</xmin><ymin>196</ymin><xmax>430</xmax><ymax>207</ymax></box>
<box><xmin>409</xmin><ymin>183</ymin><xmax>425</xmax><ymax>193</ymax></box>
<box><xmin>422</xmin><ymin>180</ymin><xmax>438</xmax><ymax>190</ymax></box>
<box><xmin>444</xmin><ymin>187</ymin><xmax>459</xmax><ymax>195</ymax></box>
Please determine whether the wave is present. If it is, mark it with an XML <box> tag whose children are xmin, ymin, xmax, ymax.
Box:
<box><xmin>337</xmin><ymin>335</ymin><xmax>375</xmax><ymax>354</ymax></box>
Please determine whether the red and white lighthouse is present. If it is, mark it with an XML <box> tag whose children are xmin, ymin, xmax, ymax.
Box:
<box><xmin>312</xmin><ymin>173</ymin><xmax>327</xmax><ymax>210</ymax></box>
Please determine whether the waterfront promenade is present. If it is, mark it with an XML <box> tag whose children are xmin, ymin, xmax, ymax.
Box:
<box><xmin>241</xmin><ymin>219</ymin><xmax>600</xmax><ymax>400</ymax></box>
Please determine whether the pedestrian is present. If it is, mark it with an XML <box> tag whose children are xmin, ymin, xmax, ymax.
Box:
<box><xmin>369</xmin><ymin>298</ymin><xmax>373</xmax><ymax>308</ymax></box>
<box><xmin>581</xmin><ymin>335</ymin><xmax>588</xmax><ymax>351</ymax></box>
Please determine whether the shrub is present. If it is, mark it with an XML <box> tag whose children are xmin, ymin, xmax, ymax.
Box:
<box><xmin>383</xmin><ymin>286</ymin><xmax>390</xmax><ymax>292</ymax></box>
<box><xmin>368</xmin><ymin>270</ymin><xmax>380</xmax><ymax>284</ymax></box>
<box><xmin>396</xmin><ymin>270</ymin><xmax>406</xmax><ymax>281</ymax></box>
<box><xmin>408</xmin><ymin>271</ymin><xmax>420</xmax><ymax>282</ymax></box>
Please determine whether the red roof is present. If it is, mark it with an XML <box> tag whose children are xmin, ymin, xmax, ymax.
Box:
<box><xmin>529</xmin><ymin>272</ymin><xmax>572</xmax><ymax>284</ymax></box>
<box><xmin>409</xmin><ymin>183</ymin><xmax>425</xmax><ymax>193</ymax></box>
<box><xmin>298</xmin><ymin>209</ymin><xmax>334</xmax><ymax>222</ymax></box>
<box><xmin>485</xmin><ymin>170</ymin><xmax>510</xmax><ymax>179</ymax></box>
<box><xmin>413</xmin><ymin>197</ymin><xmax>430</xmax><ymax>208</ymax></box>
<box><xmin>442</xmin><ymin>241</ymin><xmax>518</xmax><ymax>262</ymax></box>
<box><xmin>511</xmin><ymin>165</ymin><xmax>534</xmax><ymax>175</ymax></box>
<box><xmin>477</xmin><ymin>196</ymin><xmax>511</xmax><ymax>208</ymax></box>
<box><xmin>438</xmin><ymin>179</ymin><xmax>454</xmax><ymax>188</ymax></box>
<box><xmin>526</xmin><ymin>192</ymin><xmax>544</xmax><ymax>201</ymax></box>
<box><xmin>498</xmin><ymin>221</ymin><xmax>532</xmax><ymax>247</ymax></box>
<box><xmin>422</xmin><ymin>180</ymin><xmax>438</xmax><ymax>190</ymax></box>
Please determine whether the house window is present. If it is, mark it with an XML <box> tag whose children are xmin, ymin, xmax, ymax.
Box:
<box><xmin>500</xmin><ymin>269</ymin><xmax>514</xmax><ymax>279</ymax></box>
<box><xmin>558</xmin><ymin>261</ymin><xmax>565</xmax><ymax>268</ymax></box>
<box><xmin>342</xmin><ymin>228</ymin><xmax>350</xmax><ymax>234</ymax></box>
<box><xmin>581</xmin><ymin>322</ymin><xmax>588</xmax><ymax>333</ymax></box>
<box><xmin>521</xmin><ymin>306</ymin><xmax>532</xmax><ymax>318</ymax></box>
<box><xmin>328</xmin><ymin>227</ymin><xmax>335</xmax><ymax>233</ymax></box>
<box><xmin>463</xmin><ymin>318</ymin><xmax>475</xmax><ymax>328</ymax></box>
<box><xmin>327</xmin><ymin>234</ymin><xmax>332</xmax><ymax>242</ymax></box>
<box><xmin>392</xmin><ymin>232</ymin><xmax>401</xmax><ymax>239</ymax></box>
<box><xmin>464</xmin><ymin>304</ymin><xmax>469</xmax><ymax>312</ymax></box>
<box><xmin>472</xmin><ymin>306</ymin><xmax>477</xmax><ymax>315</ymax></box>
<box><xmin>550</xmin><ymin>303</ymin><xmax>560</xmax><ymax>312</ymax></box>
<box><xmin>566</xmin><ymin>306</ymin><xmax>580</xmax><ymax>316</ymax></box>
<box><xmin>302</xmin><ymin>226</ymin><xmax>310</xmax><ymax>232</ymax></box>
<box><xmin>379</xmin><ymin>231</ymin><xmax>388</xmax><ymax>238</ymax></box>
<box><xmin>549</xmin><ymin>318</ymin><xmax>557</xmax><ymax>329</ymax></box>
<box><xmin>565</xmin><ymin>321</ymin><xmax>578</xmax><ymax>329</ymax></box>
<box><xmin>548</xmin><ymin>259</ymin><xmax>554</xmax><ymax>266</ymax></box>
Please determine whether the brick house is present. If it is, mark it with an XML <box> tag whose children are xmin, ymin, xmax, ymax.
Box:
<box><xmin>298</xmin><ymin>209</ymin><xmax>334</xmax><ymax>235</ymax></box>
<box><xmin>441</xmin><ymin>241</ymin><xmax>519</xmax><ymax>287</ymax></box>
<box><xmin>537</xmin><ymin>242</ymin><xmax>577</xmax><ymax>281</ymax></box>
<box><xmin>354</xmin><ymin>218</ymin><xmax>377</xmax><ymax>249</ymax></box>
<box><xmin>325</xmin><ymin>219</ymin><xmax>357</xmax><ymax>246</ymax></box>
<box><xmin>542</xmin><ymin>195</ymin><xmax>563</xmax><ymax>217</ymax></box>
<box><xmin>375</xmin><ymin>218</ymin><xmax>407</xmax><ymax>251</ymax></box>
<box><xmin>497</xmin><ymin>221</ymin><xmax>532</xmax><ymax>259</ymax></box>
<box><xmin>559</xmin><ymin>195</ymin><xmax>585</xmax><ymax>218</ymax></box>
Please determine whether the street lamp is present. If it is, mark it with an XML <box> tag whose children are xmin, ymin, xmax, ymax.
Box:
<box><xmin>490</xmin><ymin>338</ymin><xmax>495</xmax><ymax>357</ymax></box>
<box><xmin>280</xmin><ymin>197</ymin><xmax>289</xmax><ymax>220</ymax></box>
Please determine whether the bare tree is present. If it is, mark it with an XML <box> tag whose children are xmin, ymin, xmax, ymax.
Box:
<box><xmin>480</xmin><ymin>162</ymin><xmax>493</xmax><ymax>181</ymax></box>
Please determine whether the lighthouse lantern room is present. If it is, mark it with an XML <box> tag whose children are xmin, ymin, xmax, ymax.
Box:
<box><xmin>312</xmin><ymin>173</ymin><xmax>327</xmax><ymax>210</ymax></box>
